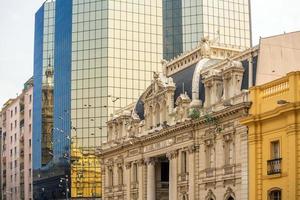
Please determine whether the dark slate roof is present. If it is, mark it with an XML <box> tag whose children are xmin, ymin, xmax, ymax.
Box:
<box><xmin>241</xmin><ymin>55</ymin><xmax>258</xmax><ymax>89</ymax></box>
<box><xmin>171</xmin><ymin>63</ymin><xmax>196</xmax><ymax>104</ymax></box>
<box><xmin>171</xmin><ymin>59</ymin><xmax>219</xmax><ymax>104</ymax></box>
<box><xmin>135</xmin><ymin>98</ymin><xmax>145</xmax><ymax>120</ymax></box>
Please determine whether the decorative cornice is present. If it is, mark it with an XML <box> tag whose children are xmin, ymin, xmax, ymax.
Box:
<box><xmin>102</xmin><ymin>102</ymin><xmax>251</xmax><ymax>156</ymax></box>
<box><xmin>241</xmin><ymin>102</ymin><xmax>300</xmax><ymax>125</ymax></box>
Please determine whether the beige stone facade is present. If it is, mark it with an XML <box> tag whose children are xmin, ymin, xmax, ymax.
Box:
<box><xmin>101</xmin><ymin>41</ymin><xmax>256</xmax><ymax>200</ymax></box>
<box><xmin>256</xmin><ymin>31</ymin><xmax>300</xmax><ymax>85</ymax></box>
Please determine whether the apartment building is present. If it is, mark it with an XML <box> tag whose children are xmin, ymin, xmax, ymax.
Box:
<box><xmin>1</xmin><ymin>78</ymin><xmax>33</xmax><ymax>200</ymax></box>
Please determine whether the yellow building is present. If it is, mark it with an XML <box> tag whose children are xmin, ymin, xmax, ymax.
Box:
<box><xmin>70</xmin><ymin>142</ymin><xmax>102</xmax><ymax>198</ymax></box>
<box><xmin>241</xmin><ymin>71</ymin><xmax>300</xmax><ymax>200</ymax></box>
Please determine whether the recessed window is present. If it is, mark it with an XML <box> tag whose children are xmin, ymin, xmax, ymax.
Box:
<box><xmin>108</xmin><ymin>167</ymin><xmax>113</xmax><ymax>187</ymax></box>
<box><xmin>118</xmin><ymin>166</ymin><xmax>123</xmax><ymax>185</ymax></box>
<box><xmin>181</xmin><ymin>151</ymin><xmax>187</xmax><ymax>173</ymax></box>
<box><xmin>132</xmin><ymin>163</ymin><xmax>138</xmax><ymax>183</ymax></box>
<box><xmin>206</xmin><ymin>144</ymin><xmax>214</xmax><ymax>169</ymax></box>
<box><xmin>271</xmin><ymin>140</ymin><xmax>280</xmax><ymax>159</ymax></box>
<box><xmin>268</xmin><ymin>140</ymin><xmax>281</xmax><ymax>175</ymax></box>
<box><xmin>269</xmin><ymin>189</ymin><xmax>281</xmax><ymax>200</ymax></box>
<box><xmin>224</xmin><ymin>139</ymin><xmax>234</xmax><ymax>165</ymax></box>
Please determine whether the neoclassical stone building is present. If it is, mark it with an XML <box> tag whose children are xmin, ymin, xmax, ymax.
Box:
<box><xmin>101</xmin><ymin>40</ymin><xmax>258</xmax><ymax>200</ymax></box>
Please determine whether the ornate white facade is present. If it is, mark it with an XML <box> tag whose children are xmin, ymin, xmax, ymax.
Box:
<box><xmin>101</xmin><ymin>41</ymin><xmax>258</xmax><ymax>200</ymax></box>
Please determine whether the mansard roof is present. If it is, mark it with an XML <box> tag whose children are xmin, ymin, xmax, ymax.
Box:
<box><xmin>134</xmin><ymin>47</ymin><xmax>258</xmax><ymax>121</ymax></box>
<box><xmin>172</xmin><ymin>59</ymin><xmax>219</xmax><ymax>106</ymax></box>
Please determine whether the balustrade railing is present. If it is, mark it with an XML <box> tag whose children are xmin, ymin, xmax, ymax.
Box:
<box><xmin>267</xmin><ymin>158</ymin><xmax>282</xmax><ymax>175</ymax></box>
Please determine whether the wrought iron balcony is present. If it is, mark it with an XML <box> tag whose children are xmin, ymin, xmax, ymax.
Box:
<box><xmin>267</xmin><ymin>158</ymin><xmax>282</xmax><ymax>175</ymax></box>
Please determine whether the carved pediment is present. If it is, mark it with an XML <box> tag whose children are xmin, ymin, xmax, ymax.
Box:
<box><xmin>141</xmin><ymin>73</ymin><xmax>175</xmax><ymax>103</ymax></box>
<box><xmin>205</xmin><ymin>189</ymin><xmax>216</xmax><ymax>200</ymax></box>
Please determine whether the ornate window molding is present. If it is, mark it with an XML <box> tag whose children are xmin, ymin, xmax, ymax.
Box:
<box><xmin>224</xmin><ymin>187</ymin><xmax>236</xmax><ymax>200</ymax></box>
<box><xmin>205</xmin><ymin>189</ymin><xmax>216</xmax><ymax>200</ymax></box>
<box><xmin>268</xmin><ymin>187</ymin><xmax>282</xmax><ymax>200</ymax></box>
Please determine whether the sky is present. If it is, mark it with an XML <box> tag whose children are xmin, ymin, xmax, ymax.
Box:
<box><xmin>0</xmin><ymin>0</ymin><xmax>300</xmax><ymax>107</ymax></box>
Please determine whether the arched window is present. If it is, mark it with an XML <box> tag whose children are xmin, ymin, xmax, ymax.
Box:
<box><xmin>269</xmin><ymin>188</ymin><xmax>281</xmax><ymax>200</ymax></box>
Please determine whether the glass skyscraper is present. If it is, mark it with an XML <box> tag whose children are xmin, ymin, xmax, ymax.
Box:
<box><xmin>33</xmin><ymin>0</ymin><xmax>251</xmax><ymax>198</ymax></box>
<box><xmin>163</xmin><ymin>0</ymin><xmax>252</xmax><ymax>60</ymax></box>
<box><xmin>33</xmin><ymin>0</ymin><xmax>162</xmax><ymax>198</ymax></box>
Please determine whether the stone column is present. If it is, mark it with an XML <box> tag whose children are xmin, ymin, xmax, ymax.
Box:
<box><xmin>188</xmin><ymin>145</ymin><xmax>196</xmax><ymax>200</ymax></box>
<box><xmin>167</xmin><ymin>151</ymin><xmax>178</xmax><ymax>200</ymax></box>
<box><xmin>138</xmin><ymin>159</ymin><xmax>145</xmax><ymax>200</ymax></box>
<box><xmin>125</xmin><ymin>162</ymin><xmax>131</xmax><ymax>200</ymax></box>
<box><xmin>146</xmin><ymin>158</ymin><xmax>156</xmax><ymax>200</ymax></box>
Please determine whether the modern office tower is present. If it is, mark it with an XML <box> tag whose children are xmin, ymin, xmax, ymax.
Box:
<box><xmin>33</xmin><ymin>0</ymin><xmax>163</xmax><ymax>198</ymax></box>
<box><xmin>1</xmin><ymin>78</ymin><xmax>33</xmax><ymax>200</ymax></box>
<box><xmin>163</xmin><ymin>0</ymin><xmax>252</xmax><ymax>60</ymax></box>
<box><xmin>32</xmin><ymin>0</ymin><xmax>59</xmax><ymax>199</ymax></box>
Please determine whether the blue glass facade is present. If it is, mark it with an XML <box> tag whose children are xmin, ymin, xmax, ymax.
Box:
<box><xmin>33</xmin><ymin>4</ymin><xmax>44</xmax><ymax>171</ymax></box>
<box><xmin>33</xmin><ymin>1</ymin><xmax>72</xmax><ymax>199</ymax></box>
<box><xmin>163</xmin><ymin>0</ymin><xmax>183</xmax><ymax>60</ymax></box>
<box><xmin>53</xmin><ymin>0</ymin><xmax>72</xmax><ymax>162</ymax></box>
